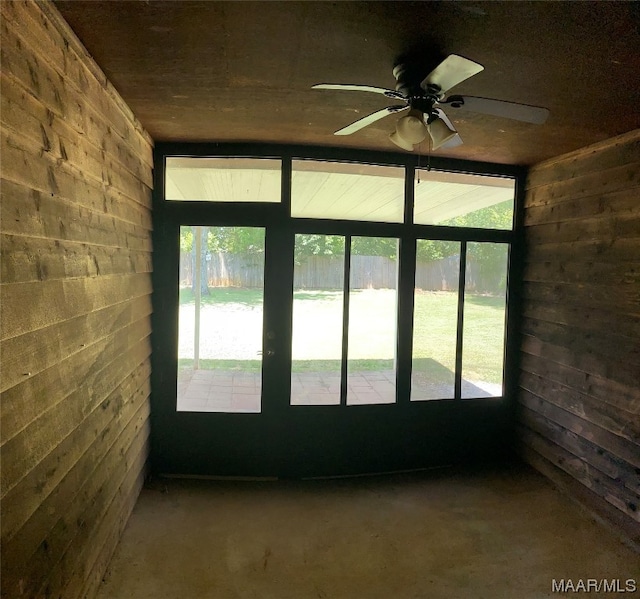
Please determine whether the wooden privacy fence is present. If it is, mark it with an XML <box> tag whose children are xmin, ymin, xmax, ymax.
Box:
<box><xmin>180</xmin><ymin>252</ymin><xmax>503</xmax><ymax>293</ymax></box>
<box><xmin>180</xmin><ymin>252</ymin><xmax>264</xmax><ymax>288</ymax></box>
<box><xmin>415</xmin><ymin>254</ymin><xmax>460</xmax><ymax>291</ymax></box>
<box><xmin>296</xmin><ymin>255</ymin><xmax>399</xmax><ymax>290</ymax></box>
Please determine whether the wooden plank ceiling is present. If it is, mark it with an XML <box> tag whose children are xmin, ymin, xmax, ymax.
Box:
<box><xmin>54</xmin><ymin>0</ymin><xmax>640</xmax><ymax>166</ymax></box>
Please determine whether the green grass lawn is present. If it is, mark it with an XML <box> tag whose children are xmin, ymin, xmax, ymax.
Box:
<box><xmin>412</xmin><ymin>291</ymin><xmax>506</xmax><ymax>384</ymax></box>
<box><xmin>180</xmin><ymin>287</ymin><xmax>263</xmax><ymax>306</ymax></box>
<box><xmin>179</xmin><ymin>287</ymin><xmax>506</xmax><ymax>384</ymax></box>
<box><xmin>178</xmin><ymin>358</ymin><xmax>395</xmax><ymax>373</ymax></box>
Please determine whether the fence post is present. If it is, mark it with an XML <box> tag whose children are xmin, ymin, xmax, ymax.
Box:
<box><xmin>194</xmin><ymin>226</ymin><xmax>202</xmax><ymax>369</ymax></box>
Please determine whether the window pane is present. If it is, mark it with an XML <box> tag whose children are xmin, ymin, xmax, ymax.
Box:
<box><xmin>177</xmin><ymin>226</ymin><xmax>265</xmax><ymax>412</ymax></box>
<box><xmin>414</xmin><ymin>171</ymin><xmax>514</xmax><ymax>229</ymax></box>
<box><xmin>166</xmin><ymin>157</ymin><xmax>281</xmax><ymax>202</ymax></box>
<box><xmin>291</xmin><ymin>235</ymin><xmax>345</xmax><ymax>406</ymax></box>
<box><xmin>461</xmin><ymin>242</ymin><xmax>509</xmax><ymax>398</ymax></box>
<box><xmin>292</xmin><ymin>160</ymin><xmax>404</xmax><ymax>223</ymax></box>
<box><xmin>412</xmin><ymin>241</ymin><xmax>460</xmax><ymax>401</ymax></box>
<box><xmin>347</xmin><ymin>237</ymin><xmax>398</xmax><ymax>405</ymax></box>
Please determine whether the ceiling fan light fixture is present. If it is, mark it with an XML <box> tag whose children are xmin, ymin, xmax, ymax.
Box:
<box><xmin>389</xmin><ymin>130</ymin><xmax>414</xmax><ymax>151</ymax></box>
<box><xmin>428</xmin><ymin>116</ymin><xmax>457</xmax><ymax>149</ymax></box>
<box><xmin>396</xmin><ymin>109</ymin><xmax>428</xmax><ymax>144</ymax></box>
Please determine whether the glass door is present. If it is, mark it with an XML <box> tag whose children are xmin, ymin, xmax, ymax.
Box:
<box><xmin>177</xmin><ymin>225</ymin><xmax>266</xmax><ymax>414</ymax></box>
<box><xmin>152</xmin><ymin>219</ymin><xmax>291</xmax><ymax>477</ymax></box>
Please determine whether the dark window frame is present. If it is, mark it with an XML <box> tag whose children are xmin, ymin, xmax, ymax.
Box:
<box><xmin>150</xmin><ymin>142</ymin><xmax>526</xmax><ymax>475</ymax></box>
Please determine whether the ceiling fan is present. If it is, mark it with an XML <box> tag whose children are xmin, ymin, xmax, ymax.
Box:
<box><xmin>312</xmin><ymin>54</ymin><xmax>549</xmax><ymax>151</ymax></box>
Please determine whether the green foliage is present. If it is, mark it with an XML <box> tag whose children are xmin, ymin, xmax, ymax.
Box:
<box><xmin>351</xmin><ymin>236</ymin><xmax>397</xmax><ymax>259</ymax></box>
<box><xmin>440</xmin><ymin>200</ymin><xmax>513</xmax><ymax>229</ymax></box>
<box><xmin>180</xmin><ymin>227</ymin><xmax>193</xmax><ymax>252</ymax></box>
<box><xmin>416</xmin><ymin>239</ymin><xmax>458</xmax><ymax>262</ymax></box>
<box><xmin>207</xmin><ymin>226</ymin><xmax>265</xmax><ymax>255</ymax></box>
<box><xmin>295</xmin><ymin>235</ymin><xmax>399</xmax><ymax>262</ymax></box>
<box><xmin>294</xmin><ymin>235</ymin><xmax>344</xmax><ymax>264</ymax></box>
<box><xmin>179</xmin><ymin>226</ymin><xmax>265</xmax><ymax>257</ymax></box>
<box><xmin>417</xmin><ymin>202</ymin><xmax>512</xmax><ymax>290</ymax></box>
<box><xmin>467</xmin><ymin>241</ymin><xmax>508</xmax><ymax>266</ymax></box>
<box><xmin>467</xmin><ymin>241</ymin><xmax>509</xmax><ymax>293</ymax></box>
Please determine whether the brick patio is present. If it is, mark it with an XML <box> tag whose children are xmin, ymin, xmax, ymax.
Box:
<box><xmin>177</xmin><ymin>369</ymin><xmax>400</xmax><ymax>412</ymax></box>
<box><xmin>176</xmin><ymin>369</ymin><xmax>497</xmax><ymax>412</ymax></box>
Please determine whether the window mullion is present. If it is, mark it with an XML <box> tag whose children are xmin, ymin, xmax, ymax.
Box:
<box><xmin>454</xmin><ymin>242</ymin><xmax>467</xmax><ymax>400</ymax></box>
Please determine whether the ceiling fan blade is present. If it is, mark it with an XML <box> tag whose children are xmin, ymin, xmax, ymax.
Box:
<box><xmin>443</xmin><ymin>95</ymin><xmax>549</xmax><ymax>124</ymax></box>
<box><xmin>431</xmin><ymin>109</ymin><xmax>463</xmax><ymax>148</ymax></box>
<box><xmin>312</xmin><ymin>83</ymin><xmax>406</xmax><ymax>100</ymax></box>
<box><xmin>334</xmin><ymin>105</ymin><xmax>408</xmax><ymax>136</ymax></box>
<box><xmin>420</xmin><ymin>54</ymin><xmax>484</xmax><ymax>94</ymax></box>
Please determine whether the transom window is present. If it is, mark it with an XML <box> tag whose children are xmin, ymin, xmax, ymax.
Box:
<box><xmin>291</xmin><ymin>160</ymin><xmax>405</xmax><ymax>223</ymax></box>
<box><xmin>413</xmin><ymin>170</ymin><xmax>514</xmax><ymax>228</ymax></box>
<box><xmin>165</xmin><ymin>157</ymin><xmax>282</xmax><ymax>203</ymax></box>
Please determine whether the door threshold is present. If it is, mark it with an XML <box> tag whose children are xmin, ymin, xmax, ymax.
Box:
<box><xmin>301</xmin><ymin>464</ymin><xmax>453</xmax><ymax>481</ymax></box>
<box><xmin>160</xmin><ymin>473</ymin><xmax>279</xmax><ymax>482</ymax></box>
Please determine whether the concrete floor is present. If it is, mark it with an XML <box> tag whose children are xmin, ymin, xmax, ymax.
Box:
<box><xmin>97</xmin><ymin>464</ymin><xmax>639</xmax><ymax>599</ymax></box>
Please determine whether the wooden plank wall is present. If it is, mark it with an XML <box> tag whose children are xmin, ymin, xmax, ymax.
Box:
<box><xmin>1</xmin><ymin>1</ymin><xmax>154</xmax><ymax>597</ymax></box>
<box><xmin>518</xmin><ymin>129</ymin><xmax>640</xmax><ymax>548</ymax></box>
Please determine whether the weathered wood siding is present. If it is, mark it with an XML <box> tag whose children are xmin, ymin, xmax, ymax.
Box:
<box><xmin>1</xmin><ymin>1</ymin><xmax>153</xmax><ymax>597</ymax></box>
<box><xmin>518</xmin><ymin>129</ymin><xmax>640</xmax><ymax>547</ymax></box>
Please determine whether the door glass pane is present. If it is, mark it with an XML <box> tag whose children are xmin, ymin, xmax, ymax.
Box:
<box><xmin>412</xmin><ymin>240</ymin><xmax>460</xmax><ymax>401</ymax></box>
<box><xmin>347</xmin><ymin>237</ymin><xmax>398</xmax><ymax>405</ymax></box>
<box><xmin>177</xmin><ymin>226</ymin><xmax>265</xmax><ymax>412</ymax></box>
<box><xmin>414</xmin><ymin>171</ymin><xmax>514</xmax><ymax>229</ymax></box>
<box><xmin>291</xmin><ymin>235</ymin><xmax>345</xmax><ymax>405</ymax></box>
<box><xmin>461</xmin><ymin>242</ymin><xmax>509</xmax><ymax>398</ymax></box>
<box><xmin>292</xmin><ymin>160</ymin><xmax>405</xmax><ymax>223</ymax></box>
<box><xmin>166</xmin><ymin>157</ymin><xmax>281</xmax><ymax>202</ymax></box>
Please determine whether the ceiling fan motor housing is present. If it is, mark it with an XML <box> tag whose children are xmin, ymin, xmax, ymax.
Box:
<box><xmin>393</xmin><ymin>62</ymin><xmax>441</xmax><ymax>120</ymax></box>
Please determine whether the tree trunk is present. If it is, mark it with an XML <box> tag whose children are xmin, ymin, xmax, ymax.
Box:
<box><xmin>192</xmin><ymin>226</ymin><xmax>209</xmax><ymax>295</ymax></box>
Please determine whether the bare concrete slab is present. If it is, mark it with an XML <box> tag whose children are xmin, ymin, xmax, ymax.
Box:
<box><xmin>96</xmin><ymin>464</ymin><xmax>639</xmax><ymax>599</ymax></box>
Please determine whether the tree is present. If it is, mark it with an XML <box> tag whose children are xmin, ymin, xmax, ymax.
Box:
<box><xmin>192</xmin><ymin>226</ymin><xmax>210</xmax><ymax>295</ymax></box>
<box><xmin>416</xmin><ymin>239</ymin><xmax>458</xmax><ymax>262</ymax></box>
<box><xmin>294</xmin><ymin>234</ymin><xmax>344</xmax><ymax>265</ymax></box>
<box><xmin>467</xmin><ymin>242</ymin><xmax>509</xmax><ymax>294</ymax></box>
<box><xmin>180</xmin><ymin>227</ymin><xmax>193</xmax><ymax>252</ymax></box>
<box><xmin>351</xmin><ymin>236</ymin><xmax>397</xmax><ymax>259</ymax></box>
<box><xmin>207</xmin><ymin>227</ymin><xmax>265</xmax><ymax>256</ymax></box>
<box><xmin>440</xmin><ymin>200</ymin><xmax>512</xmax><ymax>229</ymax></box>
